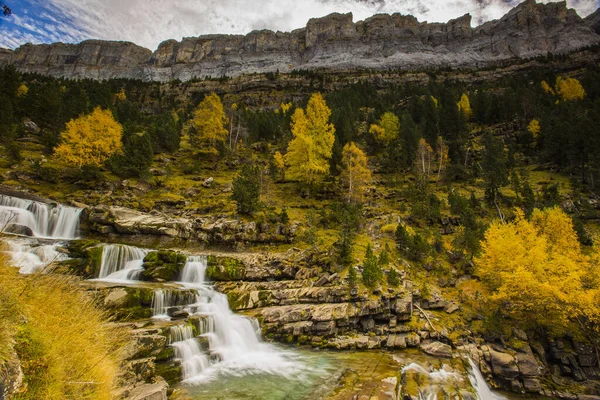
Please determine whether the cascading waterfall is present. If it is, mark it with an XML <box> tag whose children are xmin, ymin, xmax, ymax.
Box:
<box><xmin>151</xmin><ymin>289</ymin><xmax>198</xmax><ymax>320</ymax></box>
<box><xmin>179</xmin><ymin>255</ymin><xmax>207</xmax><ymax>286</ymax></box>
<box><xmin>4</xmin><ymin>238</ymin><xmax>68</xmax><ymax>274</ymax></box>
<box><xmin>467</xmin><ymin>358</ymin><xmax>506</xmax><ymax>400</ymax></box>
<box><xmin>0</xmin><ymin>194</ymin><xmax>82</xmax><ymax>239</ymax></box>
<box><xmin>1</xmin><ymin>194</ymin><xmax>82</xmax><ymax>274</ymax></box>
<box><xmin>167</xmin><ymin>255</ymin><xmax>302</xmax><ymax>383</ymax></box>
<box><xmin>97</xmin><ymin>244</ymin><xmax>149</xmax><ymax>282</ymax></box>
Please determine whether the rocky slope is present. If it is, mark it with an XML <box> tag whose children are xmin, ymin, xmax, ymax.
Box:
<box><xmin>0</xmin><ymin>0</ymin><xmax>598</xmax><ymax>81</ymax></box>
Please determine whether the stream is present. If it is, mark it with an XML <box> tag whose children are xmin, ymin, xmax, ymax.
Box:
<box><xmin>0</xmin><ymin>193</ymin><xmax>512</xmax><ymax>400</ymax></box>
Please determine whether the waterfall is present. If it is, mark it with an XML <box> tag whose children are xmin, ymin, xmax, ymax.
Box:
<box><xmin>179</xmin><ymin>255</ymin><xmax>207</xmax><ymax>286</ymax></box>
<box><xmin>151</xmin><ymin>289</ymin><xmax>198</xmax><ymax>320</ymax></box>
<box><xmin>97</xmin><ymin>244</ymin><xmax>148</xmax><ymax>282</ymax></box>
<box><xmin>4</xmin><ymin>238</ymin><xmax>67</xmax><ymax>274</ymax></box>
<box><xmin>170</xmin><ymin>325</ymin><xmax>212</xmax><ymax>380</ymax></box>
<box><xmin>0</xmin><ymin>194</ymin><xmax>82</xmax><ymax>239</ymax></box>
<box><xmin>166</xmin><ymin>255</ymin><xmax>301</xmax><ymax>383</ymax></box>
<box><xmin>467</xmin><ymin>359</ymin><xmax>506</xmax><ymax>400</ymax></box>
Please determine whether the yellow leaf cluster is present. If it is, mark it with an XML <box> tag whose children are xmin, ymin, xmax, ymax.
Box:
<box><xmin>369</xmin><ymin>112</ymin><xmax>399</xmax><ymax>144</ymax></box>
<box><xmin>54</xmin><ymin>107</ymin><xmax>123</xmax><ymax>168</ymax></box>
<box><xmin>273</xmin><ymin>151</ymin><xmax>285</xmax><ymax>170</ymax></box>
<box><xmin>340</xmin><ymin>142</ymin><xmax>371</xmax><ymax>203</ymax></box>
<box><xmin>475</xmin><ymin>207</ymin><xmax>596</xmax><ymax>335</ymax></box>
<box><xmin>284</xmin><ymin>93</ymin><xmax>335</xmax><ymax>185</ymax></box>
<box><xmin>114</xmin><ymin>88</ymin><xmax>126</xmax><ymax>102</ymax></box>
<box><xmin>280</xmin><ymin>102</ymin><xmax>292</xmax><ymax>114</ymax></box>
<box><xmin>541</xmin><ymin>80</ymin><xmax>555</xmax><ymax>95</ymax></box>
<box><xmin>527</xmin><ymin>119</ymin><xmax>541</xmax><ymax>139</ymax></box>
<box><xmin>431</xmin><ymin>96</ymin><xmax>439</xmax><ymax>107</ymax></box>
<box><xmin>16</xmin><ymin>83</ymin><xmax>28</xmax><ymax>97</ymax></box>
<box><xmin>457</xmin><ymin>93</ymin><xmax>472</xmax><ymax>120</ymax></box>
<box><xmin>555</xmin><ymin>76</ymin><xmax>585</xmax><ymax>102</ymax></box>
<box><xmin>190</xmin><ymin>92</ymin><xmax>229</xmax><ymax>148</ymax></box>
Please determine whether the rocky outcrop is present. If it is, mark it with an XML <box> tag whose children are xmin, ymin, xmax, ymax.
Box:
<box><xmin>85</xmin><ymin>205</ymin><xmax>296</xmax><ymax>245</ymax></box>
<box><xmin>1</xmin><ymin>1</ymin><xmax>598</xmax><ymax>81</ymax></box>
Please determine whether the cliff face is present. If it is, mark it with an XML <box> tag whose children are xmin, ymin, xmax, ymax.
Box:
<box><xmin>0</xmin><ymin>0</ymin><xmax>598</xmax><ymax>82</ymax></box>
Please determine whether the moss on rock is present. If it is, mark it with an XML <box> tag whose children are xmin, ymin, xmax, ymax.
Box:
<box><xmin>206</xmin><ymin>255</ymin><xmax>245</xmax><ymax>281</ymax></box>
<box><xmin>141</xmin><ymin>251</ymin><xmax>187</xmax><ymax>282</ymax></box>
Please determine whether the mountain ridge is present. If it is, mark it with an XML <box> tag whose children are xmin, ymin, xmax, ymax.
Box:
<box><xmin>0</xmin><ymin>0</ymin><xmax>598</xmax><ymax>82</ymax></box>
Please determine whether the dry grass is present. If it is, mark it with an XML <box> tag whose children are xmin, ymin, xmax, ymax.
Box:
<box><xmin>0</xmin><ymin>255</ymin><xmax>126</xmax><ymax>400</ymax></box>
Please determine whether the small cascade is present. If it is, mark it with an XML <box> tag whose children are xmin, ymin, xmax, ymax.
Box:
<box><xmin>179</xmin><ymin>255</ymin><xmax>207</xmax><ymax>286</ymax></box>
<box><xmin>165</xmin><ymin>255</ymin><xmax>301</xmax><ymax>383</ymax></box>
<box><xmin>0</xmin><ymin>194</ymin><xmax>82</xmax><ymax>239</ymax></box>
<box><xmin>151</xmin><ymin>289</ymin><xmax>198</xmax><ymax>320</ymax></box>
<box><xmin>170</xmin><ymin>325</ymin><xmax>212</xmax><ymax>380</ymax></box>
<box><xmin>467</xmin><ymin>359</ymin><xmax>506</xmax><ymax>400</ymax></box>
<box><xmin>4</xmin><ymin>238</ymin><xmax>67</xmax><ymax>274</ymax></box>
<box><xmin>97</xmin><ymin>244</ymin><xmax>148</xmax><ymax>282</ymax></box>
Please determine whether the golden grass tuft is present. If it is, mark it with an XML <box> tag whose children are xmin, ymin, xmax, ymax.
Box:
<box><xmin>0</xmin><ymin>255</ymin><xmax>126</xmax><ymax>400</ymax></box>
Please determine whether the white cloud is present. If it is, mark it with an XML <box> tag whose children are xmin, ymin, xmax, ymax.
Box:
<box><xmin>3</xmin><ymin>0</ymin><xmax>598</xmax><ymax>50</ymax></box>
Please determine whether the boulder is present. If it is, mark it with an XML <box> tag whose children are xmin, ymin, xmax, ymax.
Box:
<box><xmin>141</xmin><ymin>251</ymin><xmax>187</xmax><ymax>282</ymax></box>
<box><xmin>125</xmin><ymin>377</ymin><xmax>168</xmax><ymax>400</ymax></box>
<box><xmin>420</xmin><ymin>341</ymin><xmax>453</xmax><ymax>358</ymax></box>
<box><xmin>3</xmin><ymin>223</ymin><xmax>34</xmax><ymax>236</ymax></box>
<box><xmin>489</xmin><ymin>349</ymin><xmax>520</xmax><ymax>380</ymax></box>
<box><xmin>202</xmin><ymin>177</ymin><xmax>214</xmax><ymax>188</ymax></box>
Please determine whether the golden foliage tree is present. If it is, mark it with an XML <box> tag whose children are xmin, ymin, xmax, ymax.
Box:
<box><xmin>555</xmin><ymin>76</ymin><xmax>585</xmax><ymax>102</ymax></box>
<box><xmin>527</xmin><ymin>119</ymin><xmax>541</xmax><ymax>139</ymax></box>
<box><xmin>190</xmin><ymin>92</ymin><xmax>229</xmax><ymax>148</ymax></box>
<box><xmin>54</xmin><ymin>107</ymin><xmax>123</xmax><ymax>168</ymax></box>
<box><xmin>415</xmin><ymin>138</ymin><xmax>434</xmax><ymax>181</ymax></box>
<box><xmin>340</xmin><ymin>142</ymin><xmax>371</xmax><ymax>203</ymax></box>
<box><xmin>541</xmin><ymin>80</ymin><xmax>555</xmax><ymax>95</ymax></box>
<box><xmin>435</xmin><ymin>136</ymin><xmax>449</xmax><ymax>182</ymax></box>
<box><xmin>16</xmin><ymin>83</ymin><xmax>28</xmax><ymax>97</ymax></box>
<box><xmin>457</xmin><ymin>93</ymin><xmax>472</xmax><ymax>120</ymax></box>
<box><xmin>369</xmin><ymin>112</ymin><xmax>400</xmax><ymax>144</ymax></box>
<box><xmin>475</xmin><ymin>207</ymin><xmax>596</xmax><ymax>335</ymax></box>
<box><xmin>284</xmin><ymin>93</ymin><xmax>335</xmax><ymax>185</ymax></box>
<box><xmin>272</xmin><ymin>151</ymin><xmax>286</xmax><ymax>182</ymax></box>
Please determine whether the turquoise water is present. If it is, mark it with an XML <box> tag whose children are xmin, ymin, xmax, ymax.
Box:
<box><xmin>178</xmin><ymin>346</ymin><xmax>341</xmax><ymax>400</ymax></box>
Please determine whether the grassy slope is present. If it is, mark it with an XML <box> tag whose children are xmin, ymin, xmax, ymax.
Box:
<box><xmin>0</xmin><ymin>254</ymin><xmax>126</xmax><ymax>400</ymax></box>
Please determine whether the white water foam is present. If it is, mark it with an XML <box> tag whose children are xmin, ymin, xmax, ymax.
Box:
<box><xmin>0</xmin><ymin>194</ymin><xmax>82</xmax><ymax>239</ymax></box>
<box><xmin>96</xmin><ymin>244</ymin><xmax>149</xmax><ymax>282</ymax></box>
<box><xmin>3</xmin><ymin>238</ymin><xmax>68</xmax><ymax>274</ymax></box>
<box><xmin>467</xmin><ymin>358</ymin><xmax>506</xmax><ymax>400</ymax></box>
<box><xmin>167</xmin><ymin>255</ymin><xmax>305</xmax><ymax>383</ymax></box>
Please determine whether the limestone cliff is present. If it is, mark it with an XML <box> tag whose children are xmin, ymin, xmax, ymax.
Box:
<box><xmin>0</xmin><ymin>0</ymin><xmax>598</xmax><ymax>81</ymax></box>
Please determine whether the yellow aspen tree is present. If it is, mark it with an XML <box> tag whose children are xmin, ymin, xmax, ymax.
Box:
<box><xmin>476</xmin><ymin>207</ymin><xmax>590</xmax><ymax>334</ymax></box>
<box><xmin>435</xmin><ymin>136</ymin><xmax>449</xmax><ymax>182</ymax></box>
<box><xmin>16</xmin><ymin>83</ymin><xmax>28</xmax><ymax>97</ymax></box>
<box><xmin>284</xmin><ymin>93</ymin><xmax>335</xmax><ymax>186</ymax></box>
<box><xmin>190</xmin><ymin>92</ymin><xmax>229</xmax><ymax>149</ymax></box>
<box><xmin>555</xmin><ymin>76</ymin><xmax>586</xmax><ymax>101</ymax></box>
<box><xmin>527</xmin><ymin>119</ymin><xmax>541</xmax><ymax>139</ymax></box>
<box><xmin>114</xmin><ymin>88</ymin><xmax>126</xmax><ymax>102</ymax></box>
<box><xmin>415</xmin><ymin>138</ymin><xmax>434</xmax><ymax>181</ymax></box>
<box><xmin>273</xmin><ymin>151</ymin><xmax>285</xmax><ymax>182</ymax></box>
<box><xmin>369</xmin><ymin>112</ymin><xmax>400</xmax><ymax>144</ymax></box>
<box><xmin>340</xmin><ymin>142</ymin><xmax>371</xmax><ymax>203</ymax></box>
<box><xmin>280</xmin><ymin>102</ymin><xmax>292</xmax><ymax>114</ymax></box>
<box><xmin>541</xmin><ymin>80</ymin><xmax>555</xmax><ymax>95</ymax></box>
<box><xmin>54</xmin><ymin>107</ymin><xmax>123</xmax><ymax>168</ymax></box>
<box><xmin>457</xmin><ymin>93</ymin><xmax>472</xmax><ymax>120</ymax></box>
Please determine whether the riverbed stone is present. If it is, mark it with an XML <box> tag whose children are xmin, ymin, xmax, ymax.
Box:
<box><xmin>420</xmin><ymin>341</ymin><xmax>453</xmax><ymax>358</ymax></box>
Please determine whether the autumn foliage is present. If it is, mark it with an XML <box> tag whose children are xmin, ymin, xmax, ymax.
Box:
<box><xmin>340</xmin><ymin>142</ymin><xmax>371</xmax><ymax>203</ymax></box>
<box><xmin>190</xmin><ymin>92</ymin><xmax>229</xmax><ymax>148</ymax></box>
<box><xmin>285</xmin><ymin>93</ymin><xmax>335</xmax><ymax>185</ymax></box>
<box><xmin>54</xmin><ymin>107</ymin><xmax>123</xmax><ymax>168</ymax></box>
<box><xmin>476</xmin><ymin>207</ymin><xmax>600</xmax><ymax>337</ymax></box>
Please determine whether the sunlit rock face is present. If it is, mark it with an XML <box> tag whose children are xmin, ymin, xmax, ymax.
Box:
<box><xmin>1</xmin><ymin>0</ymin><xmax>599</xmax><ymax>81</ymax></box>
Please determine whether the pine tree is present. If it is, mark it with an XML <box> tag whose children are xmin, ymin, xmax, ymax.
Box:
<box><xmin>362</xmin><ymin>244</ymin><xmax>382</xmax><ymax>288</ymax></box>
<box><xmin>231</xmin><ymin>163</ymin><xmax>262</xmax><ymax>215</ymax></box>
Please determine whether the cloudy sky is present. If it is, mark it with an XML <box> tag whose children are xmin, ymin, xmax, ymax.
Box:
<box><xmin>0</xmin><ymin>0</ymin><xmax>598</xmax><ymax>50</ymax></box>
